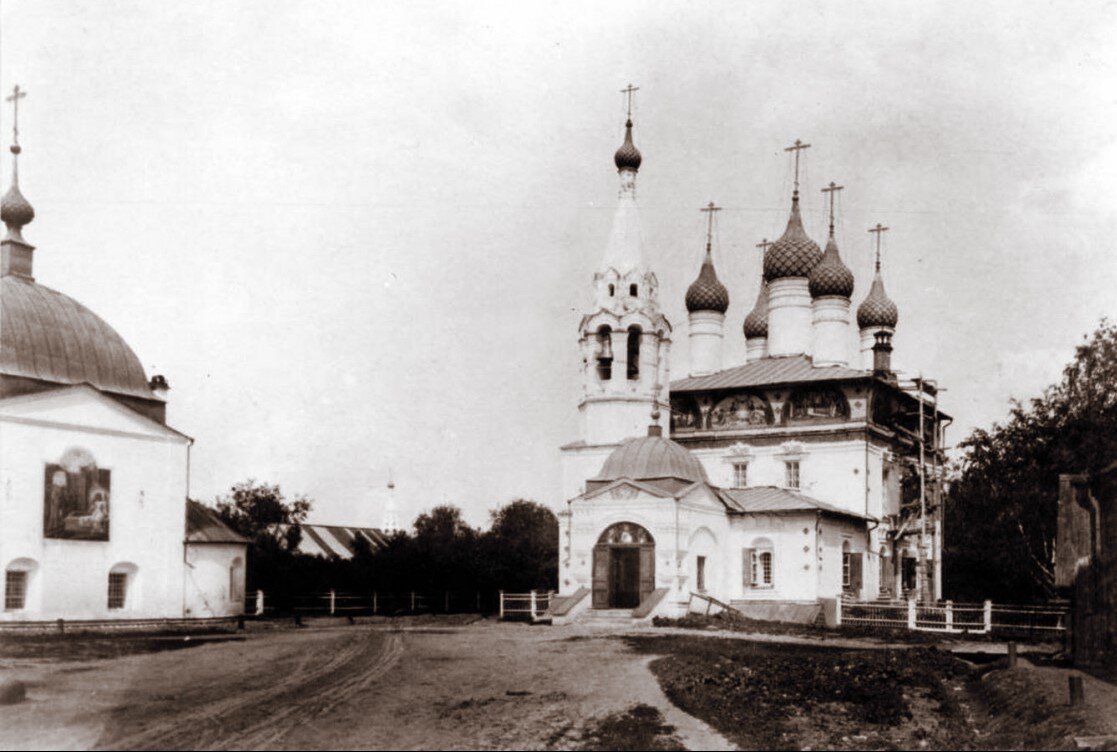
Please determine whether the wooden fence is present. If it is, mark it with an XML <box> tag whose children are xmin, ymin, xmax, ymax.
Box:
<box><xmin>498</xmin><ymin>590</ymin><xmax>553</xmax><ymax>621</ymax></box>
<box><xmin>838</xmin><ymin>597</ymin><xmax>1068</xmax><ymax>638</ymax></box>
<box><xmin>246</xmin><ymin>589</ymin><xmax>490</xmax><ymax>618</ymax></box>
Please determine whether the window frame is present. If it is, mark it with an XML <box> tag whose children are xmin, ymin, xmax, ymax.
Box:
<box><xmin>842</xmin><ymin>552</ymin><xmax>851</xmax><ymax>589</ymax></box>
<box><xmin>747</xmin><ymin>548</ymin><xmax>774</xmax><ymax>589</ymax></box>
<box><xmin>107</xmin><ymin>571</ymin><xmax>128</xmax><ymax>610</ymax></box>
<box><xmin>784</xmin><ymin>460</ymin><xmax>800</xmax><ymax>489</ymax></box>
<box><xmin>732</xmin><ymin>461</ymin><xmax>748</xmax><ymax>489</ymax></box>
<box><xmin>696</xmin><ymin>555</ymin><xmax>706</xmax><ymax>592</ymax></box>
<box><xmin>4</xmin><ymin>570</ymin><xmax>27</xmax><ymax>611</ymax></box>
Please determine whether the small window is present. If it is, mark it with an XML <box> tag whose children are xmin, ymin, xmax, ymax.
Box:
<box><xmin>785</xmin><ymin>461</ymin><xmax>800</xmax><ymax>489</ymax></box>
<box><xmin>629</xmin><ymin>283</ymin><xmax>638</xmax><ymax>297</ymax></box>
<box><xmin>732</xmin><ymin>462</ymin><xmax>748</xmax><ymax>488</ymax></box>
<box><xmin>4</xmin><ymin>570</ymin><xmax>27</xmax><ymax>611</ymax></box>
<box><xmin>108</xmin><ymin>572</ymin><xmax>128</xmax><ymax>610</ymax></box>
<box><xmin>750</xmin><ymin>550</ymin><xmax>773</xmax><ymax>587</ymax></box>
<box><xmin>842</xmin><ymin>552</ymin><xmax>851</xmax><ymax>589</ymax></box>
<box><xmin>608</xmin><ymin>283</ymin><xmax>615</xmax><ymax>297</ymax></box>
<box><xmin>696</xmin><ymin>556</ymin><xmax>706</xmax><ymax>592</ymax></box>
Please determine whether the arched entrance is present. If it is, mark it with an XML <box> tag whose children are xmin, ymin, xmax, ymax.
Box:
<box><xmin>592</xmin><ymin>522</ymin><xmax>655</xmax><ymax>609</ymax></box>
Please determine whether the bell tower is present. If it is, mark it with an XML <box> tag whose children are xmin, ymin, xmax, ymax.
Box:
<box><xmin>576</xmin><ymin>89</ymin><xmax>671</xmax><ymax>446</ymax></box>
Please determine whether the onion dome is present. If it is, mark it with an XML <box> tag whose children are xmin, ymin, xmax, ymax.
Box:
<box><xmin>856</xmin><ymin>272</ymin><xmax>899</xmax><ymax>329</ymax></box>
<box><xmin>594</xmin><ymin>435</ymin><xmax>709</xmax><ymax>484</ymax></box>
<box><xmin>809</xmin><ymin>236</ymin><xmax>855</xmax><ymax>298</ymax></box>
<box><xmin>764</xmin><ymin>194</ymin><xmax>821</xmax><ymax>281</ymax></box>
<box><xmin>613</xmin><ymin>119</ymin><xmax>642</xmax><ymax>171</ymax></box>
<box><xmin>743</xmin><ymin>280</ymin><xmax>769</xmax><ymax>339</ymax></box>
<box><xmin>685</xmin><ymin>251</ymin><xmax>729</xmax><ymax>313</ymax></box>
<box><xmin>1</xmin><ymin>146</ymin><xmax>33</xmax><ymax>240</ymax></box>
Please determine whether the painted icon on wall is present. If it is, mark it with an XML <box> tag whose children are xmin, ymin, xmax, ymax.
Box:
<box><xmin>43</xmin><ymin>447</ymin><xmax>110</xmax><ymax>541</ymax></box>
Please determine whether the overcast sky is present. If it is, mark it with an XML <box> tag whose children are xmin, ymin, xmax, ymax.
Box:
<box><xmin>3</xmin><ymin>0</ymin><xmax>1116</xmax><ymax>527</ymax></box>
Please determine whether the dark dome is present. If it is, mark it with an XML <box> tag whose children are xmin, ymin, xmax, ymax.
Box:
<box><xmin>685</xmin><ymin>253</ymin><xmax>729</xmax><ymax>313</ymax></box>
<box><xmin>808</xmin><ymin>236</ymin><xmax>855</xmax><ymax>298</ymax></box>
<box><xmin>595</xmin><ymin>435</ymin><xmax>709</xmax><ymax>484</ymax></box>
<box><xmin>764</xmin><ymin>195</ymin><xmax>822</xmax><ymax>281</ymax></box>
<box><xmin>614</xmin><ymin>119</ymin><xmax>642</xmax><ymax>171</ymax></box>
<box><xmin>856</xmin><ymin>273</ymin><xmax>899</xmax><ymax>329</ymax></box>
<box><xmin>0</xmin><ymin>182</ymin><xmax>34</xmax><ymax>230</ymax></box>
<box><xmin>0</xmin><ymin>276</ymin><xmax>154</xmax><ymax>399</ymax></box>
<box><xmin>743</xmin><ymin>280</ymin><xmax>769</xmax><ymax>339</ymax></box>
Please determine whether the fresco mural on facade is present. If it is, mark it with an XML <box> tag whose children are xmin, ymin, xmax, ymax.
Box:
<box><xmin>670</xmin><ymin>397</ymin><xmax>700</xmax><ymax>432</ymax></box>
<box><xmin>710</xmin><ymin>393</ymin><xmax>773</xmax><ymax>429</ymax></box>
<box><xmin>786</xmin><ymin>388</ymin><xmax>850</xmax><ymax>421</ymax></box>
<box><xmin>43</xmin><ymin>447</ymin><xmax>110</xmax><ymax>541</ymax></box>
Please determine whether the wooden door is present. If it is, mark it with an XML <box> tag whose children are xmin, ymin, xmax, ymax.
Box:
<box><xmin>610</xmin><ymin>548</ymin><xmax>641</xmax><ymax>608</ymax></box>
<box><xmin>592</xmin><ymin>546</ymin><xmax>609</xmax><ymax>608</ymax></box>
<box><xmin>639</xmin><ymin>545</ymin><xmax>655</xmax><ymax>602</ymax></box>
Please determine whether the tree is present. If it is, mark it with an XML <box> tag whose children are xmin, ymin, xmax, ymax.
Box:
<box><xmin>944</xmin><ymin>320</ymin><xmax>1117</xmax><ymax>602</ymax></box>
<box><xmin>481</xmin><ymin>500</ymin><xmax>559</xmax><ymax>591</ymax></box>
<box><xmin>213</xmin><ymin>480</ymin><xmax>313</xmax><ymax>593</ymax></box>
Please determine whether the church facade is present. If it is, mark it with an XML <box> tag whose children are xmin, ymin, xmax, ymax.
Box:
<box><xmin>558</xmin><ymin>109</ymin><xmax>948</xmax><ymax>622</ymax></box>
<box><xmin>0</xmin><ymin>94</ymin><xmax>246</xmax><ymax>623</ymax></box>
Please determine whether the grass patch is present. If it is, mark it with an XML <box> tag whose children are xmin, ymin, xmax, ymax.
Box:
<box><xmin>0</xmin><ymin>631</ymin><xmax>242</xmax><ymax>662</ymax></box>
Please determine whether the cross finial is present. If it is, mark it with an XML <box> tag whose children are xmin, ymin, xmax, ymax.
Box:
<box><xmin>756</xmin><ymin>238</ymin><xmax>772</xmax><ymax>252</ymax></box>
<box><xmin>783</xmin><ymin>138</ymin><xmax>811</xmax><ymax>194</ymax></box>
<box><xmin>868</xmin><ymin>223</ymin><xmax>889</xmax><ymax>271</ymax></box>
<box><xmin>821</xmin><ymin>181</ymin><xmax>844</xmax><ymax>236</ymax></box>
<box><xmin>620</xmin><ymin>84</ymin><xmax>639</xmax><ymax>120</ymax></box>
<box><xmin>6</xmin><ymin>85</ymin><xmax>27</xmax><ymax>151</ymax></box>
<box><xmin>700</xmin><ymin>201</ymin><xmax>721</xmax><ymax>253</ymax></box>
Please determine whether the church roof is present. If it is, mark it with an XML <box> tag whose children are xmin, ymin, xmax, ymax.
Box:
<box><xmin>743</xmin><ymin>280</ymin><xmax>769</xmax><ymax>339</ymax></box>
<box><xmin>720</xmin><ymin>486</ymin><xmax>874</xmax><ymax>520</ymax></box>
<box><xmin>764</xmin><ymin>194</ymin><xmax>822</xmax><ymax>281</ymax></box>
<box><xmin>594</xmin><ymin>434</ymin><xmax>709</xmax><ymax>484</ymax></box>
<box><xmin>0</xmin><ymin>276</ymin><xmax>156</xmax><ymax>399</ymax></box>
<box><xmin>284</xmin><ymin>523</ymin><xmax>389</xmax><ymax>559</ymax></box>
<box><xmin>684</xmin><ymin>251</ymin><xmax>729</xmax><ymax>313</ymax></box>
<box><xmin>671</xmin><ymin>354</ymin><xmax>866</xmax><ymax>393</ymax></box>
<box><xmin>185</xmin><ymin>501</ymin><xmax>249</xmax><ymax>544</ymax></box>
<box><xmin>613</xmin><ymin>118</ymin><xmax>642</xmax><ymax>171</ymax></box>
<box><xmin>856</xmin><ymin>272</ymin><xmax>899</xmax><ymax>329</ymax></box>
<box><xmin>809</xmin><ymin>235</ymin><xmax>855</xmax><ymax>298</ymax></box>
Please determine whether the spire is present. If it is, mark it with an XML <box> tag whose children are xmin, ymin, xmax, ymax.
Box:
<box><xmin>600</xmin><ymin>89</ymin><xmax>646</xmax><ymax>277</ymax></box>
<box><xmin>1</xmin><ymin>85</ymin><xmax>34</xmax><ymax>244</ymax></box>
<box><xmin>809</xmin><ymin>182</ymin><xmax>854</xmax><ymax>299</ymax></box>
<box><xmin>857</xmin><ymin>224</ymin><xmax>899</xmax><ymax>329</ymax></box>
<box><xmin>685</xmin><ymin>202</ymin><xmax>729</xmax><ymax>313</ymax></box>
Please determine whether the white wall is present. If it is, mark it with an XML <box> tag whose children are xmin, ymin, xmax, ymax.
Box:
<box><xmin>184</xmin><ymin>543</ymin><xmax>246</xmax><ymax>618</ymax></box>
<box><xmin>729</xmin><ymin>512</ymin><xmax>819</xmax><ymax>602</ymax></box>
<box><xmin>0</xmin><ymin>388</ymin><xmax>191</xmax><ymax>621</ymax></box>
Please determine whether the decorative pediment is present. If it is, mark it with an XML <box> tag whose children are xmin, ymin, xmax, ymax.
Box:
<box><xmin>724</xmin><ymin>442</ymin><xmax>755</xmax><ymax>460</ymax></box>
<box><xmin>777</xmin><ymin>440</ymin><xmax>808</xmax><ymax>458</ymax></box>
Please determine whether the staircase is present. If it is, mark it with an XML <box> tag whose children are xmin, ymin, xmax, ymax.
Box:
<box><xmin>575</xmin><ymin>608</ymin><xmax>642</xmax><ymax>629</ymax></box>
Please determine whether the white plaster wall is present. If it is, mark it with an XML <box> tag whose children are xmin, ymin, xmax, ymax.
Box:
<box><xmin>767</xmin><ymin>278</ymin><xmax>812</xmax><ymax>356</ymax></box>
<box><xmin>817</xmin><ymin>517</ymin><xmax>872</xmax><ymax>599</ymax></box>
<box><xmin>0</xmin><ymin>396</ymin><xmax>190</xmax><ymax>621</ymax></box>
<box><xmin>184</xmin><ymin>543</ymin><xmax>246</xmax><ymax>618</ymax></box>
<box><xmin>687</xmin><ymin>311</ymin><xmax>724</xmax><ymax>377</ymax></box>
<box><xmin>811</xmin><ymin>297</ymin><xmax>851</xmax><ymax>367</ymax></box>
<box><xmin>559</xmin><ymin>444</ymin><xmax>616</xmax><ymax>503</ymax></box>
<box><xmin>730</xmin><ymin>513</ymin><xmax>819</xmax><ymax>602</ymax></box>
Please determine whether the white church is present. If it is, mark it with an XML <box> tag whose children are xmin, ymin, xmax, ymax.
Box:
<box><xmin>0</xmin><ymin>88</ymin><xmax>246</xmax><ymax>623</ymax></box>
<box><xmin>555</xmin><ymin>106</ymin><xmax>948</xmax><ymax>624</ymax></box>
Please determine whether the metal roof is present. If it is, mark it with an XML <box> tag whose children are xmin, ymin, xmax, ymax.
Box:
<box><xmin>185</xmin><ymin>501</ymin><xmax>249</xmax><ymax>544</ymax></box>
<box><xmin>594</xmin><ymin>435</ymin><xmax>710</xmax><ymax>484</ymax></box>
<box><xmin>0</xmin><ymin>276</ymin><xmax>155</xmax><ymax>399</ymax></box>
<box><xmin>719</xmin><ymin>486</ymin><xmax>874</xmax><ymax>520</ymax></box>
<box><xmin>670</xmin><ymin>354</ymin><xmax>867</xmax><ymax>393</ymax></box>
<box><xmin>286</xmin><ymin>524</ymin><xmax>389</xmax><ymax>559</ymax></box>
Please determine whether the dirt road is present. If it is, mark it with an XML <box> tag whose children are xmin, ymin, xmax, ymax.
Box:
<box><xmin>0</xmin><ymin>620</ymin><xmax>732</xmax><ymax>750</ymax></box>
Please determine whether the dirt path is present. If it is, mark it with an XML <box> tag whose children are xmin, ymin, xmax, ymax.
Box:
<box><xmin>0</xmin><ymin>621</ymin><xmax>732</xmax><ymax>751</ymax></box>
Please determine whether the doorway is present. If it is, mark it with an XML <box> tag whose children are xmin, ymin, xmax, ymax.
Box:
<box><xmin>592</xmin><ymin>522</ymin><xmax>655</xmax><ymax>609</ymax></box>
<box><xmin>609</xmin><ymin>548</ymin><xmax>641</xmax><ymax>608</ymax></box>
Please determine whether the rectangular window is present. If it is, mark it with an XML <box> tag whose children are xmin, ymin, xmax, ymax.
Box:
<box><xmin>842</xmin><ymin>552</ymin><xmax>851</xmax><ymax>589</ymax></box>
<box><xmin>4</xmin><ymin>571</ymin><xmax>27</xmax><ymax>611</ymax></box>
<box><xmin>732</xmin><ymin>462</ymin><xmax>748</xmax><ymax>488</ymax></box>
<box><xmin>749</xmin><ymin>550</ymin><xmax>773</xmax><ymax>587</ymax></box>
<box><xmin>696</xmin><ymin>556</ymin><xmax>706</xmax><ymax>592</ymax></box>
<box><xmin>107</xmin><ymin>572</ymin><xmax>127</xmax><ymax>610</ymax></box>
<box><xmin>785</xmin><ymin>461</ymin><xmax>800</xmax><ymax>489</ymax></box>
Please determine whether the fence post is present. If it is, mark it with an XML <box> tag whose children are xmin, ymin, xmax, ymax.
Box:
<box><xmin>983</xmin><ymin>600</ymin><xmax>992</xmax><ymax>634</ymax></box>
<box><xmin>255</xmin><ymin>589</ymin><xmax>264</xmax><ymax>616</ymax></box>
<box><xmin>945</xmin><ymin>600</ymin><xmax>954</xmax><ymax>633</ymax></box>
<box><xmin>907</xmin><ymin>598</ymin><xmax>917</xmax><ymax>630</ymax></box>
<box><xmin>373</xmin><ymin>591</ymin><xmax>378</xmax><ymax>614</ymax></box>
<box><xmin>329</xmin><ymin>590</ymin><xmax>336</xmax><ymax>615</ymax></box>
<box><xmin>499</xmin><ymin>590</ymin><xmax>505</xmax><ymax>619</ymax></box>
<box><xmin>835</xmin><ymin>595</ymin><xmax>842</xmax><ymax>626</ymax></box>
<box><xmin>410</xmin><ymin>591</ymin><xmax>416</xmax><ymax>612</ymax></box>
<box><xmin>1007</xmin><ymin>641</ymin><xmax>1018</xmax><ymax>668</ymax></box>
<box><xmin>530</xmin><ymin>589</ymin><xmax>537</xmax><ymax>619</ymax></box>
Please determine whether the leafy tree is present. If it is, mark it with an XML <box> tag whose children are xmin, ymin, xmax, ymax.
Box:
<box><xmin>213</xmin><ymin>479</ymin><xmax>313</xmax><ymax>593</ymax></box>
<box><xmin>481</xmin><ymin>500</ymin><xmax>558</xmax><ymax>591</ymax></box>
<box><xmin>944</xmin><ymin>320</ymin><xmax>1117</xmax><ymax>602</ymax></box>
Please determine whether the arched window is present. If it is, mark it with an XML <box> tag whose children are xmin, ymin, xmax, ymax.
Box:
<box><xmin>108</xmin><ymin>562</ymin><xmax>138</xmax><ymax>611</ymax></box>
<box><xmin>4</xmin><ymin>559</ymin><xmax>36</xmax><ymax>612</ymax></box>
<box><xmin>627</xmin><ymin>325</ymin><xmax>641</xmax><ymax>380</ymax></box>
<box><xmin>595</xmin><ymin>326</ymin><xmax>613</xmax><ymax>381</ymax></box>
<box><xmin>744</xmin><ymin>538</ymin><xmax>774</xmax><ymax>588</ymax></box>
<box><xmin>629</xmin><ymin>283</ymin><xmax>638</xmax><ymax>297</ymax></box>
<box><xmin>229</xmin><ymin>557</ymin><xmax>245</xmax><ymax>602</ymax></box>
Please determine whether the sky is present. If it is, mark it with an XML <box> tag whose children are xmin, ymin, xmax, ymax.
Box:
<box><xmin>2</xmin><ymin>0</ymin><xmax>1116</xmax><ymax>528</ymax></box>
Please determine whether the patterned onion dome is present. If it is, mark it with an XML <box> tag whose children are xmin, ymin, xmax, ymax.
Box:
<box><xmin>856</xmin><ymin>272</ymin><xmax>899</xmax><ymax>329</ymax></box>
<box><xmin>764</xmin><ymin>195</ymin><xmax>822</xmax><ymax>281</ymax></box>
<box><xmin>743</xmin><ymin>280</ymin><xmax>769</xmax><ymax>339</ymax></box>
<box><xmin>684</xmin><ymin>252</ymin><xmax>729</xmax><ymax>313</ymax></box>
<box><xmin>613</xmin><ymin>119</ymin><xmax>642</xmax><ymax>171</ymax></box>
<box><xmin>808</xmin><ymin>236</ymin><xmax>855</xmax><ymax>298</ymax></box>
<box><xmin>594</xmin><ymin>435</ymin><xmax>709</xmax><ymax>484</ymax></box>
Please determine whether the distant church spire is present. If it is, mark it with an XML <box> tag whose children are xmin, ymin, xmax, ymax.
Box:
<box><xmin>381</xmin><ymin>470</ymin><xmax>401</xmax><ymax>536</ymax></box>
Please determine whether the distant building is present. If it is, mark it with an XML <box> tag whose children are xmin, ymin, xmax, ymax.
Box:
<box><xmin>558</xmin><ymin>107</ymin><xmax>949</xmax><ymax>622</ymax></box>
<box><xmin>1056</xmin><ymin>469</ymin><xmax>1117</xmax><ymax>678</ymax></box>
<box><xmin>281</xmin><ymin>523</ymin><xmax>389</xmax><ymax>559</ymax></box>
<box><xmin>0</xmin><ymin>89</ymin><xmax>245</xmax><ymax>622</ymax></box>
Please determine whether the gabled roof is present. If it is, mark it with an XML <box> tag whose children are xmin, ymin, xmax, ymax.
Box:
<box><xmin>582</xmin><ymin>478</ymin><xmax>679</xmax><ymax>500</ymax></box>
<box><xmin>284</xmin><ymin>524</ymin><xmax>389</xmax><ymax>559</ymax></box>
<box><xmin>0</xmin><ymin>383</ymin><xmax>191</xmax><ymax>442</ymax></box>
<box><xmin>670</xmin><ymin>355</ymin><xmax>867</xmax><ymax>393</ymax></box>
<box><xmin>719</xmin><ymin>486</ymin><xmax>874</xmax><ymax>521</ymax></box>
<box><xmin>185</xmin><ymin>501</ymin><xmax>249</xmax><ymax>544</ymax></box>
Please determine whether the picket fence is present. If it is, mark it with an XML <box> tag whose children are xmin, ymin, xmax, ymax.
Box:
<box><xmin>838</xmin><ymin>597</ymin><xmax>1068</xmax><ymax>638</ymax></box>
<box><xmin>498</xmin><ymin>590</ymin><xmax>554</xmax><ymax>621</ymax></box>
